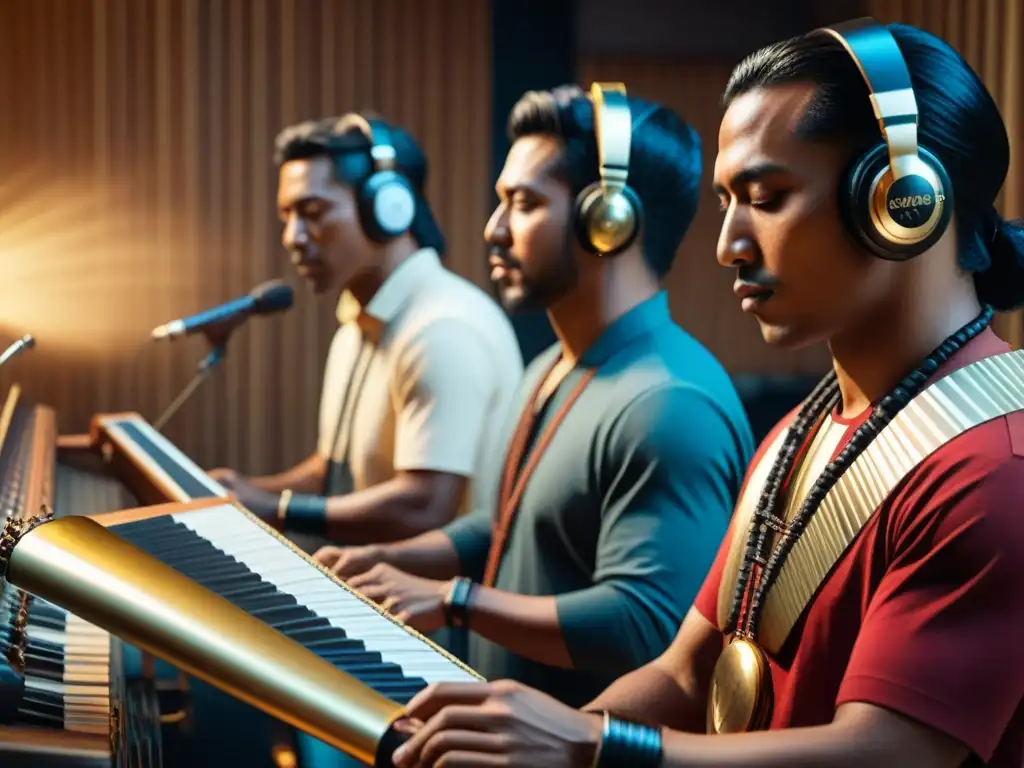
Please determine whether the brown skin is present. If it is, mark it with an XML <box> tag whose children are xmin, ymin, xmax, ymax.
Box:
<box><xmin>316</xmin><ymin>133</ymin><xmax>663</xmax><ymax>667</ymax></box>
<box><xmin>208</xmin><ymin>156</ymin><xmax>467</xmax><ymax>543</ymax></box>
<box><xmin>389</xmin><ymin>84</ymin><xmax>975</xmax><ymax>767</ymax></box>
<box><xmin>713</xmin><ymin>84</ymin><xmax>980</xmax><ymax>417</ymax></box>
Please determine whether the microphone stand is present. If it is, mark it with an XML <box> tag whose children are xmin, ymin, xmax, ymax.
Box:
<box><xmin>152</xmin><ymin>321</ymin><xmax>238</xmax><ymax>433</ymax></box>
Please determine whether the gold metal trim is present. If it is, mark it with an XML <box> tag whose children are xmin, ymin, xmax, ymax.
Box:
<box><xmin>6</xmin><ymin>515</ymin><xmax>405</xmax><ymax>765</ymax></box>
<box><xmin>717</xmin><ymin>350</ymin><xmax>1024</xmax><ymax>653</ymax></box>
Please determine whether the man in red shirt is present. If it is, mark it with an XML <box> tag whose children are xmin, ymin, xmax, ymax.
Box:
<box><xmin>385</xmin><ymin>18</ymin><xmax>1024</xmax><ymax>768</ymax></box>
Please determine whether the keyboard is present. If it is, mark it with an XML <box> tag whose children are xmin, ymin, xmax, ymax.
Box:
<box><xmin>88</xmin><ymin>413</ymin><xmax>228</xmax><ymax>505</ymax></box>
<box><xmin>99</xmin><ymin>500</ymin><xmax>479</xmax><ymax>705</ymax></box>
<box><xmin>0</xmin><ymin>386</ymin><xmax>161</xmax><ymax>766</ymax></box>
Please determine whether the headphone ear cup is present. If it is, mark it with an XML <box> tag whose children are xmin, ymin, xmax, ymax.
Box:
<box><xmin>359</xmin><ymin>170</ymin><xmax>417</xmax><ymax>243</ymax></box>
<box><xmin>842</xmin><ymin>143</ymin><xmax>953</xmax><ymax>261</ymax></box>
<box><xmin>573</xmin><ymin>182</ymin><xmax>603</xmax><ymax>253</ymax></box>
<box><xmin>573</xmin><ymin>183</ymin><xmax>643</xmax><ymax>257</ymax></box>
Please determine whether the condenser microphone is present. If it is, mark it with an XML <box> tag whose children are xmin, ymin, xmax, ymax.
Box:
<box><xmin>0</xmin><ymin>334</ymin><xmax>35</xmax><ymax>369</ymax></box>
<box><xmin>151</xmin><ymin>280</ymin><xmax>294</xmax><ymax>341</ymax></box>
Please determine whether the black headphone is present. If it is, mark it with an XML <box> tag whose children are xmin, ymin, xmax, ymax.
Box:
<box><xmin>574</xmin><ymin>82</ymin><xmax>644</xmax><ymax>257</ymax></box>
<box><xmin>333</xmin><ymin>114</ymin><xmax>417</xmax><ymax>243</ymax></box>
<box><xmin>820</xmin><ymin>18</ymin><xmax>952</xmax><ymax>261</ymax></box>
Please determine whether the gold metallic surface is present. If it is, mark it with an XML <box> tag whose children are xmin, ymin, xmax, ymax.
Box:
<box><xmin>585</xmin><ymin>192</ymin><xmax>637</xmax><ymax>254</ymax></box>
<box><xmin>868</xmin><ymin>159</ymin><xmax>945</xmax><ymax>245</ymax></box>
<box><xmin>706</xmin><ymin>637</ymin><xmax>772</xmax><ymax>734</ymax></box>
<box><xmin>7</xmin><ymin>515</ymin><xmax>406</xmax><ymax>765</ymax></box>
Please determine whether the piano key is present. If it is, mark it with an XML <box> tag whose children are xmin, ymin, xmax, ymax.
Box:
<box><xmin>110</xmin><ymin>510</ymin><xmax>477</xmax><ymax>701</ymax></box>
<box><xmin>177</xmin><ymin>510</ymin><xmax>477</xmax><ymax>681</ymax></box>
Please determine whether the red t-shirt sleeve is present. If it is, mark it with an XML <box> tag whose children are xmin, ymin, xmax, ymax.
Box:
<box><xmin>838</xmin><ymin>442</ymin><xmax>1024</xmax><ymax>761</ymax></box>
<box><xmin>693</xmin><ymin>520</ymin><xmax>731</xmax><ymax>629</ymax></box>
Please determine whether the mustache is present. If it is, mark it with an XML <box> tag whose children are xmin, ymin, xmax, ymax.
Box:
<box><xmin>489</xmin><ymin>247</ymin><xmax>522</xmax><ymax>270</ymax></box>
<box><xmin>290</xmin><ymin>247</ymin><xmax>321</xmax><ymax>265</ymax></box>
<box><xmin>736</xmin><ymin>265</ymin><xmax>779</xmax><ymax>290</ymax></box>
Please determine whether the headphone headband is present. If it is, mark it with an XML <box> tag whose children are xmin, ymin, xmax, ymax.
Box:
<box><xmin>572</xmin><ymin>82</ymin><xmax>641</xmax><ymax>256</ymax></box>
<box><xmin>819</xmin><ymin>18</ymin><xmax>920</xmax><ymax>180</ymax></box>
<box><xmin>333</xmin><ymin>113</ymin><xmax>398</xmax><ymax>172</ymax></box>
<box><xmin>590</xmin><ymin>82</ymin><xmax>633</xmax><ymax>199</ymax></box>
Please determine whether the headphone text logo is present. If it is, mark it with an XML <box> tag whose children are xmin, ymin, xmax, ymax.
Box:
<box><xmin>888</xmin><ymin>194</ymin><xmax>933</xmax><ymax>210</ymax></box>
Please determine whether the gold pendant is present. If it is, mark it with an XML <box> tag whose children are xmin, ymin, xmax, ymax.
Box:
<box><xmin>706</xmin><ymin>636</ymin><xmax>773</xmax><ymax>734</ymax></box>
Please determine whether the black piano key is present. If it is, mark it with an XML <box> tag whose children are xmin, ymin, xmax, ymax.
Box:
<box><xmin>277</xmin><ymin>623</ymin><xmax>352</xmax><ymax>646</ymax></box>
<box><xmin>290</xmin><ymin>627</ymin><xmax>355</xmax><ymax>646</ymax></box>
<box><xmin>0</xmin><ymin>662</ymin><xmax>26</xmax><ymax>723</ymax></box>
<box><xmin>27</xmin><ymin>637</ymin><xmax>65</xmax><ymax>657</ymax></box>
<box><xmin>23</xmin><ymin>656</ymin><xmax>64</xmax><ymax>682</ymax></box>
<box><xmin>315</xmin><ymin>651</ymin><xmax>383</xmax><ymax>667</ymax></box>
<box><xmin>16</xmin><ymin>706</ymin><xmax>64</xmax><ymax>727</ymax></box>
<box><xmin>27</xmin><ymin>614</ymin><xmax>65</xmax><ymax>631</ymax></box>
<box><xmin>28</xmin><ymin>603</ymin><xmax>67</xmax><ymax>627</ymax></box>
<box><xmin>22</xmin><ymin>689</ymin><xmax>65</xmax><ymax>712</ymax></box>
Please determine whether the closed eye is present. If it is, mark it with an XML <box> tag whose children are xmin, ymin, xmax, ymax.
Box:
<box><xmin>750</xmin><ymin>190</ymin><xmax>789</xmax><ymax>212</ymax></box>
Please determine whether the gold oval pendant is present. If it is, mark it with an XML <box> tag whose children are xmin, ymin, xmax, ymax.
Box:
<box><xmin>706</xmin><ymin>637</ymin><xmax>773</xmax><ymax>734</ymax></box>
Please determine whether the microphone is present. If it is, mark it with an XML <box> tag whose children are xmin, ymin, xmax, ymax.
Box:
<box><xmin>0</xmin><ymin>334</ymin><xmax>35</xmax><ymax>369</ymax></box>
<box><xmin>151</xmin><ymin>280</ymin><xmax>294</xmax><ymax>342</ymax></box>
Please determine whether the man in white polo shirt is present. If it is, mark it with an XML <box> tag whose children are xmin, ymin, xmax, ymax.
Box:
<box><xmin>210</xmin><ymin>113</ymin><xmax>522</xmax><ymax>553</ymax></box>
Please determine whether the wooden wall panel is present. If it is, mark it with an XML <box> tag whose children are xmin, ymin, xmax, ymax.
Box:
<box><xmin>576</xmin><ymin>57</ymin><xmax>832</xmax><ymax>375</ymax></box>
<box><xmin>0</xmin><ymin>0</ymin><xmax>493</xmax><ymax>475</ymax></box>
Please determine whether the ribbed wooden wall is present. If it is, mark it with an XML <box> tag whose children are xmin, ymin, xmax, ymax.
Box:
<box><xmin>867</xmin><ymin>0</ymin><xmax>1023</xmax><ymax>346</ymax></box>
<box><xmin>0</xmin><ymin>0</ymin><xmax>492</xmax><ymax>475</ymax></box>
<box><xmin>576</xmin><ymin>57</ymin><xmax>832</xmax><ymax>375</ymax></box>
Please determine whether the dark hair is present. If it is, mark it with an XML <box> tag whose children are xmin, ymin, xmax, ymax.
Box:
<box><xmin>507</xmin><ymin>85</ymin><xmax>702</xmax><ymax>278</ymax></box>
<box><xmin>273</xmin><ymin>115</ymin><xmax>445</xmax><ymax>255</ymax></box>
<box><xmin>723</xmin><ymin>22</ymin><xmax>1024</xmax><ymax>311</ymax></box>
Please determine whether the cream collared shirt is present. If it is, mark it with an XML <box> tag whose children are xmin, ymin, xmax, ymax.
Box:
<box><xmin>317</xmin><ymin>248</ymin><xmax>522</xmax><ymax>514</ymax></box>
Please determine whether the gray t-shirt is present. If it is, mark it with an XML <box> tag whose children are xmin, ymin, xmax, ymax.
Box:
<box><xmin>442</xmin><ymin>292</ymin><xmax>754</xmax><ymax>707</ymax></box>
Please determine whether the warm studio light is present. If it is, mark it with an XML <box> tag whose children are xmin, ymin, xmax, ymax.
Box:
<box><xmin>0</xmin><ymin>164</ymin><xmax>194</xmax><ymax>362</ymax></box>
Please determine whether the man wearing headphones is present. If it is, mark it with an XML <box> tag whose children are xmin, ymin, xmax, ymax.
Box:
<box><xmin>209</xmin><ymin>114</ymin><xmax>522</xmax><ymax>552</ymax></box>
<box><xmin>317</xmin><ymin>84</ymin><xmax>754</xmax><ymax>709</ymax></box>
<box><xmin>385</xmin><ymin>19</ymin><xmax>1024</xmax><ymax>768</ymax></box>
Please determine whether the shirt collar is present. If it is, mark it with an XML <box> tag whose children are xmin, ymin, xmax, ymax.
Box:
<box><xmin>578</xmin><ymin>291</ymin><xmax>672</xmax><ymax>367</ymax></box>
<box><xmin>335</xmin><ymin>247</ymin><xmax>443</xmax><ymax>333</ymax></box>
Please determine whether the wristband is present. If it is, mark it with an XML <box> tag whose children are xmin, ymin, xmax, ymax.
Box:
<box><xmin>280</xmin><ymin>492</ymin><xmax>328</xmax><ymax>535</ymax></box>
<box><xmin>443</xmin><ymin>576</ymin><xmax>476</xmax><ymax>628</ymax></box>
<box><xmin>593</xmin><ymin>711</ymin><xmax>662</xmax><ymax>768</ymax></box>
<box><xmin>276</xmin><ymin>490</ymin><xmax>293</xmax><ymax>523</ymax></box>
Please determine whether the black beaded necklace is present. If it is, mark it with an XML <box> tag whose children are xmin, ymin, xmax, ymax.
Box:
<box><xmin>727</xmin><ymin>305</ymin><xmax>995</xmax><ymax>638</ymax></box>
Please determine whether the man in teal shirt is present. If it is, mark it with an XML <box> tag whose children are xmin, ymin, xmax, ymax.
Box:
<box><xmin>316</xmin><ymin>83</ymin><xmax>754</xmax><ymax>707</ymax></box>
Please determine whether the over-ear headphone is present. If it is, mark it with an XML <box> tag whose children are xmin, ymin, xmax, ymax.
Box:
<box><xmin>574</xmin><ymin>82</ymin><xmax>644</xmax><ymax>257</ymax></box>
<box><xmin>820</xmin><ymin>18</ymin><xmax>952</xmax><ymax>261</ymax></box>
<box><xmin>333</xmin><ymin>114</ymin><xmax>417</xmax><ymax>243</ymax></box>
